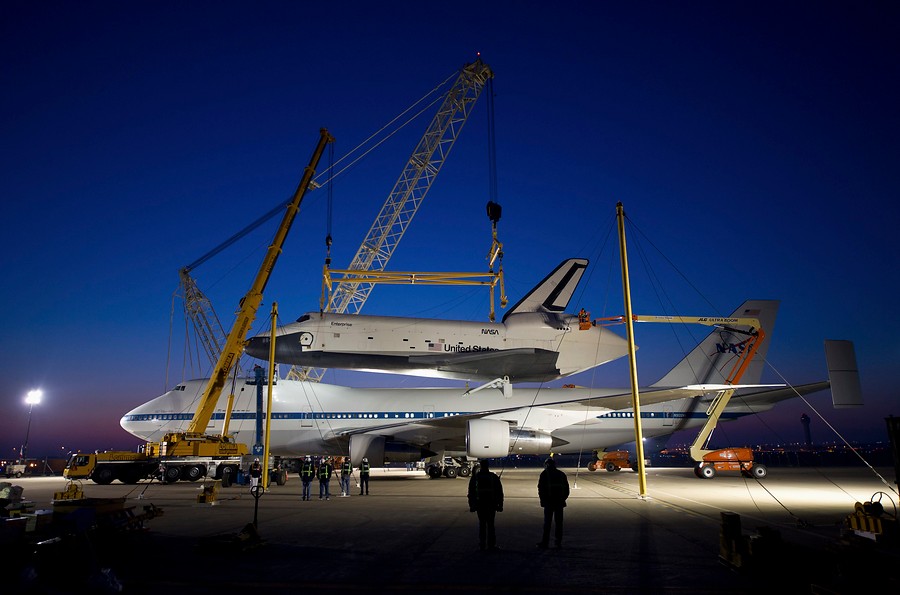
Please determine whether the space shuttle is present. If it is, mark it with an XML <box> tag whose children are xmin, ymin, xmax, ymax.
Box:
<box><xmin>244</xmin><ymin>258</ymin><xmax>631</xmax><ymax>383</ymax></box>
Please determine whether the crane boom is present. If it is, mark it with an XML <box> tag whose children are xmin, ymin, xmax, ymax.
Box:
<box><xmin>155</xmin><ymin>129</ymin><xmax>334</xmax><ymax>456</ymax></box>
<box><xmin>290</xmin><ymin>58</ymin><xmax>493</xmax><ymax>381</ymax></box>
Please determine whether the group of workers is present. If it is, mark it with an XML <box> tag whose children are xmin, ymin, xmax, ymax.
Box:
<box><xmin>298</xmin><ymin>455</ymin><xmax>370</xmax><ymax>501</ymax></box>
<box><xmin>251</xmin><ymin>454</ymin><xmax>570</xmax><ymax>551</ymax></box>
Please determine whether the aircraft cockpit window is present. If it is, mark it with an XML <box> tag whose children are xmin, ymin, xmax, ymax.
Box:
<box><xmin>296</xmin><ymin>314</ymin><xmax>311</xmax><ymax>323</ymax></box>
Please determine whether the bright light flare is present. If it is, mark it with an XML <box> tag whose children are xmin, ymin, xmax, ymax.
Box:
<box><xmin>25</xmin><ymin>389</ymin><xmax>42</xmax><ymax>405</ymax></box>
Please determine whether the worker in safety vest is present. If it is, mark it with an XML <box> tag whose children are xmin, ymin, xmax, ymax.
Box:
<box><xmin>467</xmin><ymin>459</ymin><xmax>504</xmax><ymax>551</ymax></box>
<box><xmin>300</xmin><ymin>456</ymin><xmax>315</xmax><ymax>501</ymax></box>
<box><xmin>317</xmin><ymin>457</ymin><xmax>333</xmax><ymax>500</ymax></box>
<box><xmin>340</xmin><ymin>457</ymin><xmax>353</xmax><ymax>497</ymax></box>
<box><xmin>358</xmin><ymin>457</ymin><xmax>370</xmax><ymax>495</ymax></box>
<box><xmin>249</xmin><ymin>458</ymin><xmax>262</xmax><ymax>491</ymax></box>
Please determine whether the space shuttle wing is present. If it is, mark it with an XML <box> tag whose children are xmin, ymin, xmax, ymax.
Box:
<box><xmin>408</xmin><ymin>348</ymin><xmax>560</xmax><ymax>381</ymax></box>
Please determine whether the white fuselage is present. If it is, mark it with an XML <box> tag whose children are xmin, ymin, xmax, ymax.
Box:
<box><xmin>120</xmin><ymin>377</ymin><xmax>771</xmax><ymax>460</ymax></box>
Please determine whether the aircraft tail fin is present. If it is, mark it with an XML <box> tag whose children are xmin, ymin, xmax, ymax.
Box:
<box><xmin>651</xmin><ymin>300</ymin><xmax>779</xmax><ymax>387</ymax></box>
<box><xmin>502</xmin><ymin>258</ymin><xmax>588</xmax><ymax>322</ymax></box>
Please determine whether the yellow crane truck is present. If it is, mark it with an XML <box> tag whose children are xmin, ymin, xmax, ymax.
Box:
<box><xmin>63</xmin><ymin>449</ymin><xmax>245</xmax><ymax>485</ymax></box>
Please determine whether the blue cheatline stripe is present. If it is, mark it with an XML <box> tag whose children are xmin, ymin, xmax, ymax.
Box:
<box><xmin>123</xmin><ymin>410</ymin><xmax>748</xmax><ymax>423</ymax></box>
<box><xmin>596</xmin><ymin>411</ymin><xmax>745</xmax><ymax>421</ymax></box>
<box><xmin>121</xmin><ymin>411</ymin><xmax>476</xmax><ymax>422</ymax></box>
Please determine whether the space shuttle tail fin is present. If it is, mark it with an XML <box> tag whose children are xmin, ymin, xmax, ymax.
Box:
<box><xmin>501</xmin><ymin>258</ymin><xmax>588</xmax><ymax>322</ymax></box>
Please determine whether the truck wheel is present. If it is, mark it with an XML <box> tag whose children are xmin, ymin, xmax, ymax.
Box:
<box><xmin>750</xmin><ymin>464</ymin><xmax>767</xmax><ymax>479</ymax></box>
<box><xmin>164</xmin><ymin>466</ymin><xmax>181</xmax><ymax>483</ymax></box>
<box><xmin>14</xmin><ymin>471</ymin><xmax>23</xmax><ymax>479</ymax></box>
<box><xmin>587</xmin><ymin>461</ymin><xmax>598</xmax><ymax>472</ymax></box>
<box><xmin>458</xmin><ymin>465</ymin><xmax>471</xmax><ymax>477</ymax></box>
<box><xmin>444</xmin><ymin>466</ymin><xmax>458</xmax><ymax>479</ymax></box>
<box><xmin>184</xmin><ymin>465</ymin><xmax>204</xmax><ymax>482</ymax></box>
<box><xmin>427</xmin><ymin>465</ymin><xmax>442</xmax><ymax>479</ymax></box>
<box><xmin>698</xmin><ymin>465</ymin><xmax>716</xmax><ymax>479</ymax></box>
<box><xmin>605</xmin><ymin>462</ymin><xmax>617</xmax><ymax>472</ymax></box>
<box><xmin>94</xmin><ymin>468</ymin><xmax>114</xmax><ymax>485</ymax></box>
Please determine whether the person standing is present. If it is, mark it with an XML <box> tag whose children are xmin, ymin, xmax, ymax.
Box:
<box><xmin>249</xmin><ymin>458</ymin><xmax>262</xmax><ymax>491</ymax></box>
<box><xmin>300</xmin><ymin>455</ymin><xmax>315</xmax><ymax>501</ymax></box>
<box><xmin>537</xmin><ymin>457</ymin><xmax>569</xmax><ymax>548</ymax></box>
<box><xmin>317</xmin><ymin>457</ymin><xmax>333</xmax><ymax>500</ymax></box>
<box><xmin>340</xmin><ymin>457</ymin><xmax>353</xmax><ymax>497</ymax></box>
<box><xmin>467</xmin><ymin>459</ymin><xmax>504</xmax><ymax>551</ymax></box>
<box><xmin>359</xmin><ymin>457</ymin><xmax>370</xmax><ymax>495</ymax></box>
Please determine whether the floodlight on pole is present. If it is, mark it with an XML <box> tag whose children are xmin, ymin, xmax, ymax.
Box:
<box><xmin>20</xmin><ymin>389</ymin><xmax>42</xmax><ymax>460</ymax></box>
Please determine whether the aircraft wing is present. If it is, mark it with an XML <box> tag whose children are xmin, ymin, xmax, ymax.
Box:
<box><xmin>330</xmin><ymin>383</ymin><xmax>791</xmax><ymax>442</ymax></box>
<box><xmin>408</xmin><ymin>348</ymin><xmax>560</xmax><ymax>383</ymax></box>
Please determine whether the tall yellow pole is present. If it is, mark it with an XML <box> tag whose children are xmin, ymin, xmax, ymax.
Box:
<box><xmin>263</xmin><ymin>302</ymin><xmax>277</xmax><ymax>491</ymax></box>
<box><xmin>617</xmin><ymin>202</ymin><xmax>648</xmax><ymax>498</ymax></box>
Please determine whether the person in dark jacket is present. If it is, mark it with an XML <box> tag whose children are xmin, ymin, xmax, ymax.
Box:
<box><xmin>467</xmin><ymin>459</ymin><xmax>504</xmax><ymax>551</ymax></box>
<box><xmin>537</xmin><ymin>457</ymin><xmax>569</xmax><ymax>548</ymax></box>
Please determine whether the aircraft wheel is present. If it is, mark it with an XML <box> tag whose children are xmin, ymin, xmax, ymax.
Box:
<box><xmin>444</xmin><ymin>466</ymin><xmax>458</xmax><ymax>479</ymax></box>
<box><xmin>164</xmin><ymin>466</ymin><xmax>181</xmax><ymax>483</ymax></box>
<box><xmin>458</xmin><ymin>465</ymin><xmax>471</xmax><ymax>477</ymax></box>
<box><xmin>427</xmin><ymin>465</ymin><xmax>442</xmax><ymax>479</ymax></box>
<box><xmin>750</xmin><ymin>464</ymin><xmax>767</xmax><ymax>479</ymax></box>
<box><xmin>698</xmin><ymin>465</ymin><xmax>716</xmax><ymax>479</ymax></box>
<box><xmin>605</xmin><ymin>462</ymin><xmax>617</xmax><ymax>472</ymax></box>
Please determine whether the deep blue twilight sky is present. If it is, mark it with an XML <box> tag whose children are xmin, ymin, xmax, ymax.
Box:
<box><xmin>2</xmin><ymin>2</ymin><xmax>898</xmax><ymax>460</ymax></box>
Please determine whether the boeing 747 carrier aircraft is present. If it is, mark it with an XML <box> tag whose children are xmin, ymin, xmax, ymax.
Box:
<box><xmin>122</xmin><ymin>300</ymin><xmax>849</xmax><ymax>469</ymax></box>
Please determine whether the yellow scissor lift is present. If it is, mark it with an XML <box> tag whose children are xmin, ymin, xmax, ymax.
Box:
<box><xmin>599</xmin><ymin>313</ymin><xmax>766</xmax><ymax>480</ymax></box>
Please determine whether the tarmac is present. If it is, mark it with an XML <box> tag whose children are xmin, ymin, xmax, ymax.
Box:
<box><xmin>5</xmin><ymin>464</ymin><xmax>900</xmax><ymax>594</ymax></box>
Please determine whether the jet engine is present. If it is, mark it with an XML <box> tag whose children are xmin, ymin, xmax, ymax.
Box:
<box><xmin>466</xmin><ymin>419</ymin><xmax>554</xmax><ymax>458</ymax></box>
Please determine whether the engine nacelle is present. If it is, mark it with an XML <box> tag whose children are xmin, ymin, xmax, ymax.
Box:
<box><xmin>467</xmin><ymin>419</ymin><xmax>510</xmax><ymax>458</ymax></box>
<box><xmin>467</xmin><ymin>419</ymin><xmax>555</xmax><ymax>458</ymax></box>
<box><xmin>508</xmin><ymin>429</ymin><xmax>553</xmax><ymax>455</ymax></box>
<box><xmin>350</xmin><ymin>434</ymin><xmax>385</xmax><ymax>467</ymax></box>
